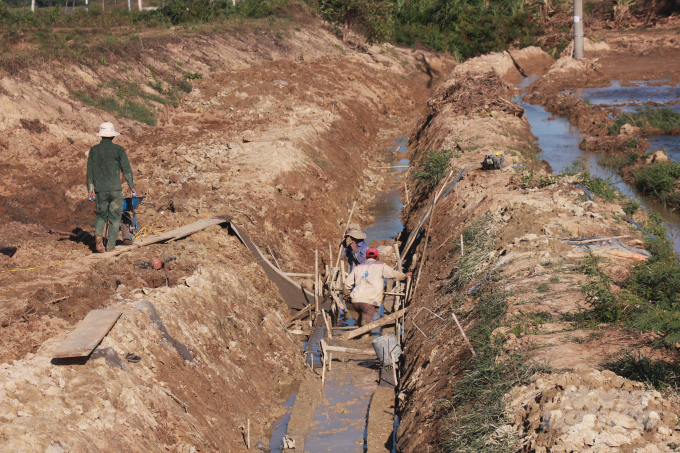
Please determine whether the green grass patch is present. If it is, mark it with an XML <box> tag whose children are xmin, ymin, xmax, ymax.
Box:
<box><xmin>610</xmin><ymin>105</ymin><xmax>680</xmax><ymax>135</ymax></box>
<box><xmin>413</xmin><ymin>149</ymin><xmax>453</xmax><ymax>192</ymax></box>
<box><xmin>442</xmin><ymin>288</ymin><xmax>551</xmax><ymax>453</ymax></box>
<box><xmin>577</xmin><ymin>171</ymin><xmax>617</xmax><ymax>202</ymax></box>
<box><xmin>579</xmin><ymin>250</ymin><xmax>628</xmax><ymax>323</ymax></box>
<box><xmin>634</xmin><ymin>161</ymin><xmax>680</xmax><ymax>208</ymax></box>
<box><xmin>447</xmin><ymin>212</ymin><xmax>496</xmax><ymax>291</ymax></box>
<box><xmin>598</xmin><ymin>150</ymin><xmax>642</xmax><ymax>171</ymax></box>
<box><xmin>602</xmin><ymin>350</ymin><xmax>680</xmax><ymax>390</ymax></box>
<box><xmin>76</xmin><ymin>90</ymin><xmax>156</xmax><ymax>126</ymax></box>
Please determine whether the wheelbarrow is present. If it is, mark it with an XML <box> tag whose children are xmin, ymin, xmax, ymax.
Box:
<box><xmin>120</xmin><ymin>196</ymin><xmax>145</xmax><ymax>244</ymax></box>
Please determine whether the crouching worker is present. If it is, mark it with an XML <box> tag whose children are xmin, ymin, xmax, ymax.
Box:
<box><xmin>86</xmin><ymin>122</ymin><xmax>136</xmax><ymax>253</ymax></box>
<box><xmin>343</xmin><ymin>247</ymin><xmax>411</xmax><ymax>329</ymax></box>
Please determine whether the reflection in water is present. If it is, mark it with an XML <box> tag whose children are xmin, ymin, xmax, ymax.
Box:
<box><xmin>516</xmin><ymin>91</ymin><xmax>680</xmax><ymax>252</ymax></box>
<box><xmin>363</xmin><ymin>138</ymin><xmax>409</xmax><ymax>243</ymax></box>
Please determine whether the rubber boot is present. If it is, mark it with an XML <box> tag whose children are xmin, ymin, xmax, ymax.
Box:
<box><xmin>95</xmin><ymin>236</ymin><xmax>105</xmax><ymax>253</ymax></box>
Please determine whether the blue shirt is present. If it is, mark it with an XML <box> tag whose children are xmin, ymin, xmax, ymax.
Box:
<box><xmin>343</xmin><ymin>241</ymin><xmax>368</xmax><ymax>271</ymax></box>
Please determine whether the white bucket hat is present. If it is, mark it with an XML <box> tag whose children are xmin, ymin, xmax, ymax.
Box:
<box><xmin>96</xmin><ymin>122</ymin><xmax>120</xmax><ymax>137</ymax></box>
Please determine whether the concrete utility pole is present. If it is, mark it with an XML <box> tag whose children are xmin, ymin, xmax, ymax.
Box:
<box><xmin>138</xmin><ymin>0</ymin><xmax>142</xmax><ymax>10</ymax></box>
<box><xmin>573</xmin><ymin>0</ymin><xmax>584</xmax><ymax>59</ymax></box>
<box><xmin>127</xmin><ymin>0</ymin><xmax>130</xmax><ymax>11</ymax></box>
<box><xmin>31</xmin><ymin>0</ymin><xmax>34</xmax><ymax>12</ymax></box>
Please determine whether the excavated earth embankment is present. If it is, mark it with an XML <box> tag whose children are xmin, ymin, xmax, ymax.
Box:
<box><xmin>0</xmin><ymin>20</ymin><xmax>453</xmax><ymax>452</ymax></box>
<box><xmin>396</xmin><ymin>47</ymin><xmax>680</xmax><ymax>453</ymax></box>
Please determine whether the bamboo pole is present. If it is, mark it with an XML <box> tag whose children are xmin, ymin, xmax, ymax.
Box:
<box><xmin>284</xmin><ymin>273</ymin><xmax>314</xmax><ymax>277</ymax></box>
<box><xmin>411</xmin><ymin>170</ymin><xmax>454</xmax><ymax>299</ymax></box>
<box><xmin>334</xmin><ymin>201</ymin><xmax>356</xmax><ymax>271</ymax></box>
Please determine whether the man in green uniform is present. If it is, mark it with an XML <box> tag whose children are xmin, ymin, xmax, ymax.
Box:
<box><xmin>86</xmin><ymin>122</ymin><xmax>135</xmax><ymax>253</ymax></box>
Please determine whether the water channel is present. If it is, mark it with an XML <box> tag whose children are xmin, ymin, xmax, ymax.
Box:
<box><xmin>517</xmin><ymin>78</ymin><xmax>680</xmax><ymax>252</ymax></box>
<box><xmin>268</xmin><ymin>140</ymin><xmax>408</xmax><ymax>452</ymax></box>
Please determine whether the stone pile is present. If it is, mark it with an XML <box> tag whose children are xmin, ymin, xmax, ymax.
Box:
<box><xmin>507</xmin><ymin>368</ymin><xmax>680</xmax><ymax>453</ymax></box>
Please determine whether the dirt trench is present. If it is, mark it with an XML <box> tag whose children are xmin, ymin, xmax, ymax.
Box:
<box><xmin>0</xmin><ymin>19</ymin><xmax>454</xmax><ymax>453</ymax></box>
<box><xmin>394</xmin><ymin>43</ymin><xmax>680</xmax><ymax>453</ymax></box>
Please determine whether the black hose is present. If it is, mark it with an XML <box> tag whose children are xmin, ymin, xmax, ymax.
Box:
<box><xmin>623</xmin><ymin>218</ymin><xmax>656</xmax><ymax>240</ymax></box>
<box><xmin>573</xmin><ymin>182</ymin><xmax>595</xmax><ymax>202</ymax></box>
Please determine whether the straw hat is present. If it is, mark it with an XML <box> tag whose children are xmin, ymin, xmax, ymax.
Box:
<box><xmin>96</xmin><ymin>122</ymin><xmax>120</xmax><ymax>137</ymax></box>
<box><xmin>345</xmin><ymin>227</ymin><xmax>366</xmax><ymax>240</ymax></box>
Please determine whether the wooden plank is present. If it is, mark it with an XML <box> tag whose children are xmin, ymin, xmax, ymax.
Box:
<box><xmin>343</xmin><ymin>308</ymin><xmax>408</xmax><ymax>340</ymax></box>
<box><xmin>53</xmin><ymin>309</ymin><xmax>122</xmax><ymax>358</ymax></box>
<box><xmin>99</xmin><ymin>216</ymin><xmax>232</xmax><ymax>258</ymax></box>
<box><xmin>323</xmin><ymin>344</ymin><xmax>377</xmax><ymax>356</ymax></box>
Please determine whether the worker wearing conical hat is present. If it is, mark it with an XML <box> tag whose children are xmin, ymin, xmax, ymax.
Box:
<box><xmin>342</xmin><ymin>223</ymin><xmax>368</xmax><ymax>271</ymax></box>
<box><xmin>86</xmin><ymin>122</ymin><xmax>135</xmax><ymax>253</ymax></box>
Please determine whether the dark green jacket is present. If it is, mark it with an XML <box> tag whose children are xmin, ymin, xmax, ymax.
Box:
<box><xmin>86</xmin><ymin>139</ymin><xmax>134</xmax><ymax>193</ymax></box>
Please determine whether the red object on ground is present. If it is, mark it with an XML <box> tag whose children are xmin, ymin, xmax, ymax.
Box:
<box><xmin>151</xmin><ymin>259</ymin><xmax>162</xmax><ymax>270</ymax></box>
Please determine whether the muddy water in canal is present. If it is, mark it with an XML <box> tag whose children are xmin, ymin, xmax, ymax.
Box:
<box><xmin>517</xmin><ymin>78</ymin><xmax>680</xmax><ymax>251</ymax></box>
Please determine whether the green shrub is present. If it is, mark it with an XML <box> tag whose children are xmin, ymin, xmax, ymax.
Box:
<box><xmin>580</xmin><ymin>251</ymin><xmax>627</xmax><ymax>323</ymax></box>
<box><xmin>413</xmin><ymin>149</ymin><xmax>453</xmax><ymax>192</ymax></box>
<box><xmin>183</xmin><ymin>71</ymin><xmax>203</xmax><ymax>79</ymax></box>
<box><xmin>622</xmin><ymin>199</ymin><xmax>640</xmax><ymax>216</ymax></box>
<box><xmin>634</xmin><ymin>161</ymin><xmax>680</xmax><ymax>203</ymax></box>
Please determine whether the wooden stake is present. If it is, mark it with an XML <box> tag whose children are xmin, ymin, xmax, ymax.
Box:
<box><xmin>247</xmin><ymin>419</ymin><xmax>250</xmax><ymax>449</ymax></box>
<box><xmin>329</xmin><ymin>243</ymin><xmax>333</xmax><ymax>269</ymax></box>
<box><xmin>461</xmin><ymin>234</ymin><xmax>464</xmax><ymax>257</ymax></box>
<box><xmin>319</xmin><ymin>340</ymin><xmax>327</xmax><ymax>383</ymax></box>
<box><xmin>329</xmin><ymin>352</ymin><xmax>332</xmax><ymax>370</ymax></box>
<box><xmin>451</xmin><ymin>311</ymin><xmax>476</xmax><ymax>357</ymax></box>
<box><xmin>404</xmin><ymin>182</ymin><xmax>410</xmax><ymax>205</ymax></box>
<box><xmin>322</xmin><ymin>310</ymin><xmax>332</xmax><ymax>342</ymax></box>
<box><xmin>315</xmin><ymin>250</ymin><xmax>319</xmax><ymax>315</ymax></box>
<box><xmin>391</xmin><ymin>352</ymin><xmax>398</xmax><ymax>386</ymax></box>
<box><xmin>284</xmin><ymin>273</ymin><xmax>314</xmax><ymax>278</ymax></box>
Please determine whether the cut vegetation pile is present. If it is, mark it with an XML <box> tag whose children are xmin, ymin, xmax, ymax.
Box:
<box><xmin>427</xmin><ymin>71</ymin><xmax>523</xmax><ymax>117</ymax></box>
